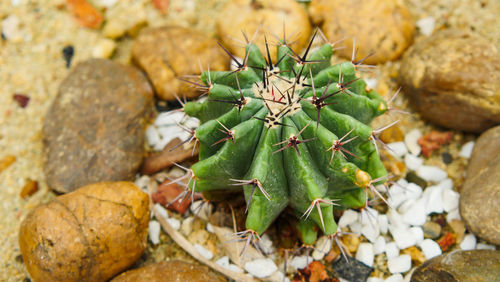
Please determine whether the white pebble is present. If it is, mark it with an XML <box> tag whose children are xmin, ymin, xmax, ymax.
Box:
<box><xmin>385</xmin><ymin>242</ymin><xmax>400</xmax><ymax>259</ymax></box>
<box><xmin>388</xmin><ymin>255</ymin><xmax>412</xmax><ymax>274</ymax></box>
<box><xmin>446</xmin><ymin>209</ymin><xmax>462</xmax><ymax>222</ymax></box>
<box><xmin>312</xmin><ymin>236</ymin><xmax>332</xmax><ymax>260</ymax></box>
<box><xmin>476</xmin><ymin>243</ymin><xmax>496</xmax><ymax>250</ymax></box>
<box><xmin>367</xmin><ymin>277</ymin><xmax>384</xmax><ymax>282</ymax></box>
<box><xmin>374</xmin><ymin>236</ymin><xmax>386</xmax><ymax>254</ymax></box>
<box><xmin>364</xmin><ymin>78</ymin><xmax>378</xmax><ymax>90</ymax></box>
<box><xmin>404</xmin><ymin>154</ymin><xmax>423</xmax><ymax>171</ymax></box>
<box><xmin>356</xmin><ymin>243</ymin><xmax>374</xmax><ymax>267</ymax></box>
<box><xmin>215</xmin><ymin>256</ymin><xmax>229</xmax><ymax>267</ymax></box>
<box><xmin>154</xmin><ymin>203</ymin><xmax>169</xmax><ymax>219</ymax></box>
<box><xmin>385</xmin><ymin>274</ymin><xmax>404</xmax><ymax>282</ymax></box>
<box><xmin>134</xmin><ymin>175</ymin><xmax>150</xmax><ymax>191</ymax></box>
<box><xmin>349</xmin><ymin>222</ymin><xmax>363</xmax><ymax>235</ymax></box>
<box><xmin>396</xmin><ymin>178</ymin><xmax>409</xmax><ymax>188</ymax></box>
<box><xmin>206</xmin><ymin>222</ymin><xmax>215</xmax><ymax>233</ymax></box>
<box><xmin>459</xmin><ymin>141</ymin><xmax>475</xmax><ymax>158</ymax></box>
<box><xmin>387</xmin><ymin>142</ymin><xmax>408</xmax><ymax>158</ymax></box>
<box><xmin>338</xmin><ymin>209</ymin><xmax>359</xmax><ymax>227</ymax></box>
<box><xmin>166</xmin><ymin>217</ymin><xmax>181</xmax><ymax>230</ymax></box>
<box><xmin>398</xmin><ymin>198</ymin><xmax>416</xmax><ymax>214</ymax></box>
<box><xmin>402</xmin><ymin>199</ymin><xmax>427</xmax><ymax>226</ymax></box>
<box><xmin>438</xmin><ymin>178</ymin><xmax>453</xmax><ymax>190</ymax></box>
<box><xmin>148</xmin><ymin>220</ymin><xmax>161</xmax><ymax>244</ymax></box>
<box><xmin>289</xmin><ymin>256</ymin><xmax>312</xmax><ymax>270</ymax></box>
<box><xmin>410</xmin><ymin>227</ymin><xmax>424</xmax><ymax>245</ymax></box>
<box><xmin>378</xmin><ymin>215</ymin><xmax>389</xmax><ymax>234</ymax></box>
<box><xmin>423</xmin><ymin>185</ymin><xmax>444</xmax><ymax>215</ymax></box>
<box><xmin>146</xmin><ymin>125</ymin><xmax>161</xmax><ymax>148</ymax></box>
<box><xmin>95</xmin><ymin>0</ymin><xmax>118</xmax><ymax>8</ymax></box>
<box><xmin>362</xmin><ymin>223</ymin><xmax>379</xmax><ymax>243</ymax></box>
<box><xmin>417</xmin><ymin>166</ymin><xmax>447</xmax><ymax>182</ymax></box>
<box><xmin>390</xmin><ymin>227</ymin><xmax>417</xmax><ymax>249</ymax></box>
<box><xmin>404</xmin><ymin>129</ymin><xmax>422</xmax><ymax>156</ymax></box>
<box><xmin>416</xmin><ymin>17</ymin><xmax>435</xmax><ymax>36</ymax></box>
<box><xmin>181</xmin><ymin>216</ymin><xmax>194</xmax><ymax>236</ymax></box>
<box><xmin>194</xmin><ymin>244</ymin><xmax>214</xmax><ymax>260</ymax></box>
<box><xmin>91</xmin><ymin>38</ymin><xmax>116</xmax><ymax>59</ymax></box>
<box><xmin>405</xmin><ymin>183</ymin><xmax>423</xmax><ymax>200</ymax></box>
<box><xmin>1</xmin><ymin>15</ymin><xmax>21</xmax><ymax>41</ymax></box>
<box><xmin>257</xmin><ymin>234</ymin><xmax>275</xmax><ymax>255</ymax></box>
<box><xmin>154</xmin><ymin>112</ymin><xmax>178</xmax><ymax>127</ymax></box>
<box><xmin>460</xmin><ymin>234</ymin><xmax>477</xmax><ymax>250</ymax></box>
<box><xmin>190</xmin><ymin>200</ymin><xmax>212</xmax><ymax>221</ymax></box>
<box><xmin>387</xmin><ymin>209</ymin><xmax>408</xmax><ymax>229</ymax></box>
<box><xmin>388</xmin><ymin>193</ymin><xmax>407</xmax><ymax>209</ymax></box>
<box><xmin>442</xmin><ymin>189</ymin><xmax>460</xmax><ymax>212</ymax></box>
<box><xmin>419</xmin><ymin>239</ymin><xmax>442</xmax><ymax>259</ymax></box>
<box><xmin>227</xmin><ymin>264</ymin><xmax>244</xmax><ymax>273</ymax></box>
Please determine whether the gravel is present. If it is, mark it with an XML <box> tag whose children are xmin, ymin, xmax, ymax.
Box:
<box><xmin>459</xmin><ymin>141</ymin><xmax>475</xmax><ymax>158</ymax></box>
<box><xmin>419</xmin><ymin>239</ymin><xmax>442</xmax><ymax>259</ymax></box>
<box><xmin>194</xmin><ymin>244</ymin><xmax>214</xmax><ymax>260</ymax></box>
<box><xmin>387</xmin><ymin>255</ymin><xmax>412</xmax><ymax>274</ymax></box>
<box><xmin>356</xmin><ymin>243</ymin><xmax>375</xmax><ymax>267</ymax></box>
<box><xmin>460</xmin><ymin>234</ymin><xmax>477</xmax><ymax>250</ymax></box>
<box><xmin>148</xmin><ymin>220</ymin><xmax>161</xmax><ymax>245</ymax></box>
<box><xmin>404</xmin><ymin>129</ymin><xmax>422</xmax><ymax>156</ymax></box>
<box><xmin>244</xmin><ymin>258</ymin><xmax>278</xmax><ymax>278</ymax></box>
<box><xmin>417</xmin><ymin>165</ymin><xmax>447</xmax><ymax>182</ymax></box>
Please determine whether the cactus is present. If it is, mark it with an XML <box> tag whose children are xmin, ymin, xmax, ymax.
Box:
<box><xmin>181</xmin><ymin>31</ymin><xmax>390</xmax><ymax>248</ymax></box>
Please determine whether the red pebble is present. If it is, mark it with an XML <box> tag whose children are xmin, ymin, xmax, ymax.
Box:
<box><xmin>437</xmin><ymin>232</ymin><xmax>456</xmax><ymax>252</ymax></box>
<box><xmin>152</xmin><ymin>181</ymin><xmax>192</xmax><ymax>214</ymax></box>
<box><xmin>13</xmin><ymin>94</ymin><xmax>30</xmax><ymax>108</ymax></box>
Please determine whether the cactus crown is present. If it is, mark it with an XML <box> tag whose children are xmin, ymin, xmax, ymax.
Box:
<box><xmin>183</xmin><ymin>31</ymin><xmax>389</xmax><ymax>248</ymax></box>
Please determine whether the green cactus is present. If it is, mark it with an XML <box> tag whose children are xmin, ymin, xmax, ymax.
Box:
<box><xmin>182</xmin><ymin>32</ymin><xmax>389</xmax><ymax>247</ymax></box>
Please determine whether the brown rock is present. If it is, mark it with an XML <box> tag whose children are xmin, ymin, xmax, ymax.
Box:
<box><xmin>398</xmin><ymin>29</ymin><xmax>500</xmax><ymax>133</ymax></box>
<box><xmin>19</xmin><ymin>182</ymin><xmax>150</xmax><ymax>282</ymax></box>
<box><xmin>111</xmin><ymin>260</ymin><xmax>225</xmax><ymax>282</ymax></box>
<box><xmin>310</xmin><ymin>0</ymin><xmax>415</xmax><ymax>64</ymax></box>
<box><xmin>216</xmin><ymin>0</ymin><xmax>311</xmax><ymax>61</ymax></box>
<box><xmin>132</xmin><ymin>26</ymin><xmax>229</xmax><ymax>101</ymax></box>
<box><xmin>411</xmin><ymin>250</ymin><xmax>500</xmax><ymax>282</ymax></box>
<box><xmin>460</xmin><ymin>125</ymin><xmax>500</xmax><ymax>245</ymax></box>
<box><xmin>42</xmin><ymin>59</ymin><xmax>153</xmax><ymax>193</ymax></box>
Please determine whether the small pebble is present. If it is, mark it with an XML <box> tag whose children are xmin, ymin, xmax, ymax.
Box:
<box><xmin>438</xmin><ymin>178</ymin><xmax>453</xmax><ymax>190</ymax></box>
<box><xmin>206</xmin><ymin>223</ymin><xmax>215</xmax><ymax>233</ymax></box>
<box><xmin>13</xmin><ymin>93</ymin><xmax>30</xmax><ymax>108</ymax></box>
<box><xmin>417</xmin><ymin>166</ymin><xmax>447</xmax><ymax>182</ymax></box>
<box><xmin>405</xmin><ymin>172</ymin><xmax>427</xmax><ymax>189</ymax></box>
<box><xmin>387</xmin><ymin>255</ymin><xmax>411</xmax><ymax>274</ymax></box>
<box><xmin>476</xmin><ymin>243</ymin><xmax>496</xmax><ymax>250</ymax></box>
<box><xmin>442</xmin><ymin>189</ymin><xmax>459</xmax><ymax>212</ymax></box>
<box><xmin>62</xmin><ymin>45</ymin><xmax>75</xmax><ymax>68</ymax></box>
<box><xmin>378</xmin><ymin>215</ymin><xmax>389</xmax><ymax>234</ymax></box>
<box><xmin>459</xmin><ymin>141</ymin><xmax>475</xmax><ymax>158</ymax></box>
<box><xmin>194</xmin><ymin>244</ymin><xmax>213</xmax><ymax>260</ymax></box>
<box><xmin>422</xmin><ymin>221</ymin><xmax>441</xmax><ymax>239</ymax></box>
<box><xmin>385</xmin><ymin>242</ymin><xmax>400</xmax><ymax>259</ymax></box>
<box><xmin>390</xmin><ymin>227</ymin><xmax>417</xmax><ymax>249</ymax></box>
<box><xmin>446</xmin><ymin>209</ymin><xmax>461</xmax><ymax>222</ymax></box>
<box><xmin>339</xmin><ymin>209</ymin><xmax>359</xmax><ymax>227</ymax></box>
<box><xmin>148</xmin><ymin>220</ymin><xmax>161</xmax><ymax>244</ymax></box>
<box><xmin>419</xmin><ymin>239</ymin><xmax>442</xmax><ymax>259</ymax></box>
<box><xmin>405</xmin><ymin>183</ymin><xmax>423</xmax><ymax>200</ymax></box>
<box><xmin>257</xmin><ymin>234</ymin><xmax>275</xmax><ymax>255</ymax></box>
<box><xmin>244</xmin><ymin>258</ymin><xmax>278</xmax><ymax>278</ymax></box>
<box><xmin>312</xmin><ymin>236</ymin><xmax>332</xmax><ymax>260</ymax></box>
<box><xmin>1</xmin><ymin>15</ymin><xmax>21</xmax><ymax>41</ymax></box>
<box><xmin>356</xmin><ymin>243</ymin><xmax>374</xmax><ymax>267</ymax></box>
<box><xmin>402</xmin><ymin>199</ymin><xmax>427</xmax><ymax>226</ymax></box>
<box><xmin>362</xmin><ymin>223</ymin><xmax>379</xmax><ymax>243</ymax></box>
<box><xmin>404</xmin><ymin>154</ymin><xmax>423</xmax><ymax>171</ymax></box>
<box><xmin>181</xmin><ymin>216</ymin><xmax>194</xmax><ymax>236</ymax></box>
<box><xmin>92</xmin><ymin>38</ymin><xmax>116</xmax><ymax>58</ymax></box>
<box><xmin>367</xmin><ymin>277</ymin><xmax>384</xmax><ymax>282</ymax></box>
<box><xmin>441</xmin><ymin>152</ymin><xmax>452</xmax><ymax>164</ymax></box>
<box><xmin>409</xmin><ymin>227</ymin><xmax>424</xmax><ymax>245</ymax></box>
<box><xmin>404</xmin><ymin>129</ymin><xmax>422</xmax><ymax>156</ymax></box>
<box><xmin>387</xmin><ymin>142</ymin><xmax>408</xmax><ymax>158</ymax></box>
<box><xmin>290</xmin><ymin>256</ymin><xmax>312</xmax><ymax>270</ymax></box>
<box><xmin>154</xmin><ymin>203</ymin><xmax>168</xmax><ymax>219</ymax></box>
<box><xmin>460</xmin><ymin>234</ymin><xmax>477</xmax><ymax>250</ymax></box>
<box><xmin>374</xmin><ymin>236</ymin><xmax>386</xmax><ymax>255</ymax></box>
<box><xmin>423</xmin><ymin>186</ymin><xmax>444</xmax><ymax>215</ymax></box>
<box><xmin>385</xmin><ymin>273</ymin><xmax>404</xmax><ymax>282</ymax></box>
<box><xmin>386</xmin><ymin>209</ymin><xmax>408</xmax><ymax>229</ymax></box>
<box><xmin>331</xmin><ymin>256</ymin><xmax>374</xmax><ymax>282</ymax></box>
<box><xmin>146</xmin><ymin>125</ymin><xmax>161</xmax><ymax>148</ymax></box>
<box><xmin>416</xmin><ymin>17</ymin><xmax>435</xmax><ymax>36</ymax></box>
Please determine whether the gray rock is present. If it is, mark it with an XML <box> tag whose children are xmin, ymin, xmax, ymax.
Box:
<box><xmin>422</xmin><ymin>221</ymin><xmax>441</xmax><ymax>239</ymax></box>
<box><xmin>43</xmin><ymin>59</ymin><xmax>153</xmax><ymax>193</ymax></box>
<box><xmin>398</xmin><ymin>29</ymin><xmax>500</xmax><ymax>133</ymax></box>
<box><xmin>411</xmin><ymin>250</ymin><xmax>500</xmax><ymax>282</ymax></box>
<box><xmin>460</xmin><ymin>125</ymin><xmax>500</xmax><ymax>245</ymax></box>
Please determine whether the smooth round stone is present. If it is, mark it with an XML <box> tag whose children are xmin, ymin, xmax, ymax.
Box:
<box><xmin>111</xmin><ymin>261</ymin><xmax>224</xmax><ymax>281</ymax></box>
<box><xmin>411</xmin><ymin>250</ymin><xmax>500</xmax><ymax>281</ymax></box>
<box><xmin>460</xmin><ymin>125</ymin><xmax>500</xmax><ymax>245</ymax></box>
<box><xmin>43</xmin><ymin>59</ymin><xmax>153</xmax><ymax>193</ymax></box>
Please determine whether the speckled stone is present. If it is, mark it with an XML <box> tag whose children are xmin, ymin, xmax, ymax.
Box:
<box><xmin>460</xmin><ymin>125</ymin><xmax>500</xmax><ymax>245</ymax></box>
<box><xmin>43</xmin><ymin>59</ymin><xmax>153</xmax><ymax>193</ymax></box>
<box><xmin>398</xmin><ymin>29</ymin><xmax>500</xmax><ymax>133</ymax></box>
<box><xmin>411</xmin><ymin>250</ymin><xmax>500</xmax><ymax>282</ymax></box>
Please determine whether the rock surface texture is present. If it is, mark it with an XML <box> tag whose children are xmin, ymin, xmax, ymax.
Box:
<box><xmin>111</xmin><ymin>260</ymin><xmax>225</xmax><ymax>282</ymax></box>
<box><xmin>411</xmin><ymin>250</ymin><xmax>500</xmax><ymax>281</ymax></box>
<box><xmin>216</xmin><ymin>0</ymin><xmax>311</xmax><ymax>61</ymax></box>
<box><xmin>309</xmin><ymin>0</ymin><xmax>415</xmax><ymax>64</ymax></box>
<box><xmin>132</xmin><ymin>26</ymin><xmax>229</xmax><ymax>101</ymax></box>
<box><xmin>42</xmin><ymin>59</ymin><xmax>153</xmax><ymax>193</ymax></box>
<box><xmin>399</xmin><ymin>29</ymin><xmax>500</xmax><ymax>133</ymax></box>
<box><xmin>18</xmin><ymin>182</ymin><xmax>150</xmax><ymax>282</ymax></box>
<box><xmin>460</xmin><ymin>125</ymin><xmax>500</xmax><ymax>245</ymax></box>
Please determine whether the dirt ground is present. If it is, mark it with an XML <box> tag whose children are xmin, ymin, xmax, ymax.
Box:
<box><xmin>0</xmin><ymin>0</ymin><xmax>498</xmax><ymax>281</ymax></box>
